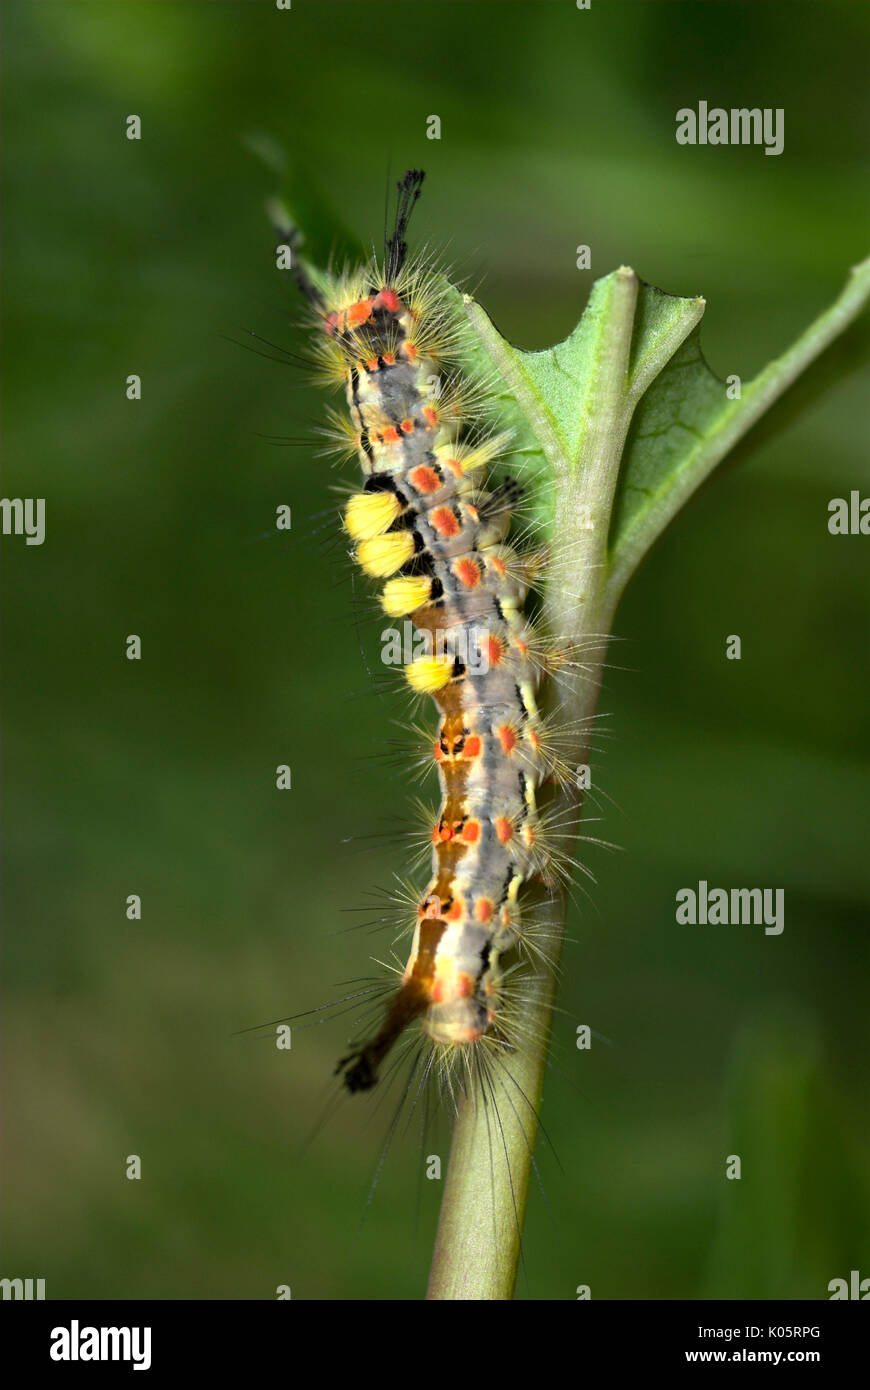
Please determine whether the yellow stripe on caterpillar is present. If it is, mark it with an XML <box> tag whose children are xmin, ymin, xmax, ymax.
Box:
<box><xmin>356</xmin><ymin>532</ymin><xmax>415</xmax><ymax>577</ymax></box>
<box><xmin>405</xmin><ymin>654</ymin><xmax>454</xmax><ymax>693</ymax></box>
<box><xmin>343</xmin><ymin>491</ymin><xmax>401</xmax><ymax>541</ymax></box>
<box><xmin>381</xmin><ymin>575</ymin><xmax>432</xmax><ymax>616</ymax></box>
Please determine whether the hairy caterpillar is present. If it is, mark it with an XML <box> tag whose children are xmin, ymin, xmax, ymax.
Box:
<box><xmin>286</xmin><ymin>172</ymin><xmax>567</xmax><ymax>1110</ymax></box>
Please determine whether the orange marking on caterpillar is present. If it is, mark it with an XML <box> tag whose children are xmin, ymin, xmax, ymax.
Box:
<box><xmin>382</xmin><ymin>425</ymin><xmax>401</xmax><ymax>445</ymax></box>
<box><xmin>422</xmin><ymin>405</ymin><xmax>439</xmax><ymax>426</ymax></box>
<box><xmin>498</xmin><ymin>724</ymin><xmax>517</xmax><ymax>754</ymax></box>
<box><xmin>487</xmin><ymin>636</ymin><xmax>504</xmax><ymax>667</ymax></box>
<box><xmin>496</xmin><ymin>816</ymin><xmax>514</xmax><ymax>845</ymax></box>
<box><xmin>489</xmin><ymin>555</ymin><xmax>506</xmax><ymax>576</ymax></box>
<box><xmin>347</xmin><ymin>298</ymin><xmax>374</xmax><ymax>327</ymax></box>
<box><xmin>454</xmin><ymin>558</ymin><xmax>481</xmax><ymax>588</ymax></box>
<box><xmin>376</xmin><ymin>289</ymin><xmax>401</xmax><ymax>312</ymax></box>
<box><xmin>400</xmin><ymin>418</ymin><xmax>415</xmax><ymax>433</ymax></box>
<box><xmin>410</xmin><ymin>465</ymin><xmax>441</xmax><ymax>493</ymax></box>
<box><xmin>462</xmin><ymin>821</ymin><xmax>480</xmax><ymax>844</ymax></box>
<box><xmin>475</xmin><ymin>898</ymin><xmax>493</xmax><ymax>924</ymax></box>
<box><xmin>431</xmin><ymin>507</ymin><xmax>460</xmax><ymax>537</ymax></box>
<box><xmin>457</xmin><ymin>973</ymin><xmax>474</xmax><ymax>999</ymax></box>
<box><xmin>446</xmin><ymin>900</ymin><xmax>463</xmax><ymax>921</ymax></box>
<box><xmin>464</xmin><ymin>735</ymin><xmax>482</xmax><ymax>759</ymax></box>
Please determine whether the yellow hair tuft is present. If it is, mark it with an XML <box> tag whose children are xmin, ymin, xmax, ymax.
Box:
<box><xmin>405</xmin><ymin>655</ymin><xmax>454</xmax><ymax>694</ymax></box>
<box><xmin>356</xmin><ymin>532</ymin><xmax>415</xmax><ymax>578</ymax></box>
<box><xmin>344</xmin><ymin>491</ymin><xmax>401</xmax><ymax>541</ymax></box>
<box><xmin>440</xmin><ymin>429</ymin><xmax>513</xmax><ymax>475</ymax></box>
<box><xmin>381</xmin><ymin>575</ymin><xmax>432</xmax><ymax>616</ymax></box>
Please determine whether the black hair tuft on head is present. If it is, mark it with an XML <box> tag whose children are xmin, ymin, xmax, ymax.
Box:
<box><xmin>385</xmin><ymin>169</ymin><xmax>425</xmax><ymax>284</ymax></box>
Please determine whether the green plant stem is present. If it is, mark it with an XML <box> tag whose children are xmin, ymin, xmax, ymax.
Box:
<box><xmin>427</xmin><ymin>271</ymin><xmax>644</xmax><ymax>1300</ymax></box>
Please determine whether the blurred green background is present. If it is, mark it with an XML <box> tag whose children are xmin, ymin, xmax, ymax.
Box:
<box><xmin>2</xmin><ymin>0</ymin><xmax>869</xmax><ymax>1301</ymax></box>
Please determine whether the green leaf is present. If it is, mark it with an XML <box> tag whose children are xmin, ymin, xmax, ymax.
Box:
<box><xmin>609</xmin><ymin>254</ymin><xmax>870</xmax><ymax>602</ymax></box>
<box><xmin>455</xmin><ymin>254</ymin><xmax>870</xmax><ymax>622</ymax></box>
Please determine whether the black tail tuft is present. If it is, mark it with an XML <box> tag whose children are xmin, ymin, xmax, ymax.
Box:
<box><xmin>335</xmin><ymin>1046</ymin><xmax>379</xmax><ymax>1093</ymax></box>
<box><xmin>385</xmin><ymin>169</ymin><xmax>425</xmax><ymax>285</ymax></box>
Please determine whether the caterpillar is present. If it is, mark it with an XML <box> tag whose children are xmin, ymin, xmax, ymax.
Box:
<box><xmin>287</xmin><ymin>171</ymin><xmax>562</xmax><ymax>1106</ymax></box>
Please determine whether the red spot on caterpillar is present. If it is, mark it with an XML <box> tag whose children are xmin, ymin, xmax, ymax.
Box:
<box><xmin>466</xmin><ymin>505</ymin><xmax>479</xmax><ymax>522</ymax></box>
<box><xmin>324</xmin><ymin>312</ymin><xmax>340</xmax><ymax>336</ymax></box>
<box><xmin>498</xmin><ymin>725</ymin><xmax>517</xmax><ymax>754</ymax></box>
<box><xmin>400</xmin><ymin>418</ymin><xmax>414</xmax><ymax>433</ymax></box>
<box><xmin>446</xmin><ymin>899</ymin><xmax>463</xmax><ymax>921</ymax></box>
<box><xmin>422</xmin><ymin>405</ymin><xmax>439</xmax><ymax>426</ymax></box>
<box><xmin>367</xmin><ymin>358</ymin><xmax>379</xmax><ymax>371</ymax></box>
<box><xmin>433</xmin><ymin>740</ymin><xmax>443</xmax><ymax>761</ymax></box>
<box><xmin>454</xmin><ymin>558</ymin><xmax>481</xmax><ymax>588</ymax></box>
<box><xmin>382</xmin><ymin>426</ymin><xmax>401</xmax><ymax>445</ymax></box>
<box><xmin>464</xmin><ymin>735</ymin><xmax>482</xmax><ymax>759</ymax></box>
<box><xmin>462</xmin><ymin>821</ymin><xmax>480</xmax><ymax>844</ymax></box>
<box><xmin>347</xmin><ymin>298</ymin><xmax>374</xmax><ymax>327</ymax></box>
<box><xmin>457</xmin><ymin>973</ymin><xmax>474</xmax><ymax>999</ymax></box>
<box><xmin>528</xmin><ymin>729</ymin><xmax>541</xmax><ymax>750</ymax></box>
<box><xmin>431</xmin><ymin>979</ymin><xmax>445</xmax><ymax>1003</ymax></box>
<box><xmin>444</xmin><ymin>457</ymin><xmax>463</xmax><ymax>478</ymax></box>
<box><xmin>378</xmin><ymin>289</ymin><xmax>401</xmax><ymax>312</ymax></box>
<box><xmin>475</xmin><ymin>898</ymin><xmax>493</xmax><ymax>924</ymax></box>
<box><xmin>410</xmin><ymin>465</ymin><xmax>440</xmax><ymax>493</ymax></box>
<box><xmin>513</xmin><ymin>637</ymin><xmax>529</xmax><ymax>657</ymax></box>
<box><xmin>489</xmin><ymin>555</ymin><xmax>506</xmax><ymax>576</ymax></box>
<box><xmin>437</xmin><ymin>822</ymin><xmax>453</xmax><ymax>841</ymax></box>
<box><xmin>496</xmin><ymin>817</ymin><xmax>514</xmax><ymax>845</ymax></box>
<box><xmin>487</xmin><ymin>636</ymin><xmax>504</xmax><ymax>667</ymax></box>
<box><xmin>431</xmin><ymin>507</ymin><xmax>460</xmax><ymax>537</ymax></box>
<box><xmin>402</xmin><ymin>342</ymin><xmax>418</xmax><ymax>362</ymax></box>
